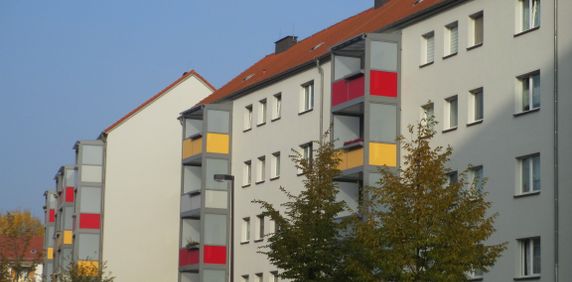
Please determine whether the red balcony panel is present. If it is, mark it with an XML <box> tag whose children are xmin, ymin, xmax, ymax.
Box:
<box><xmin>65</xmin><ymin>187</ymin><xmax>74</xmax><ymax>203</ymax></box>
<box><xmin>79</xmin><ymin>213</ymin><xmax>100</xmax><ymax>229</ymax></box>
<box><xmin>370</xmin><ymin>70</ymin><xmax>398</xmax><ymax>97</ymax></box>
<box><xmin>203</xmin><ymin>245</ymin><xmax>226</xmax><ymax>265</ymax></box>
<box><xmin>179</xmin><ymin>248</ymin><xmax>199</xmax><ymax>267</ymax></box>
<box><xmin>331</xmin><ymin>80</ymin><xmax>347</xmax><ymax>107</ymax></box>
<box><xmin>347</xmin><ymin>75</ymin><xmax>365</xmax><ymax>100</ymax></box>
<box><xmin>49</xmin><ymin>209</ymin><xmax>55</xmax><ymax>223</ymax></box>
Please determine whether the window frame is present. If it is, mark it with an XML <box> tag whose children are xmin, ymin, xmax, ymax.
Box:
<box><xmin>272</xmin><ymin>93</ymin><xmax>282</xmax><ymax>121</ymax></box>
<box><xmin>298</xmin><ymin>142</ymin><xmax>313</xmax><ymax>175</ymax></box>
<box><xmin>469</xmin><ymin>165</ymin><xmax>484</xmax><ymax>191</ymax></box>
<box><xmin>258</xmin><ymin>99</ymin><xmax>267</xmax><ymax>126</ymax></box>
<box><xmin>516</xmin><ymin>71</ymin><xmax>541</xmax><ymax>115</ymax></box>
<box><xmin>421</xmin><ymin>101</ymin><xmax>434</xmax><ymax>121</ymax></box>
<box><xmin>256</xmin><ymin>156</ymin><xmax>266</xmax><ymax>184</ymax></box>
<box><xmin>517</xmin><ymin>237</ymin><xmax>541</xmax><ymax>278</ymax></box>
<box><xmin>444</xmin><ymin>21</ymin><xmax>459</xmax><ymax>58</ymax></box>
<box><xmin>444</xmin><ymin>95</ymin><xmax>459</xmax><ymax>132</ymax></box>
<box><xmin>242</xmin><ymin>160</ymin><xmax>252</xmax><ymax>187</ymax></box>
<box><xmin>300</xmin><ymin>81</ymin><xmax>314</xmax><ymax>114</ymax></box>
<box><xmin>270</xmin><ymin>152</ymin><xmax>281</xmax><ymax>180</ymax></box>
<box><xmin>468</xmin><ymin>11</ymin><xmax>484</xmax><ymax>49</ymax></box>
<box><xmin>517</xmin><ymin>0</ymin><xmax>541</xmax><ymax>34</ymax></box>
<box><xmin>421</xmin><ymin>31</ymin><xmax>435</xmax><ymax>66</ymax></box>
<box><xmin>244</xmin><ymin>105</ymin><xmax>253</xmax><ymax>132</ymax></box>
<box><xmin>517</xmin><ymin>153</ymin><xmax>541</xmax><ymax>196</ymax></box>
<box><xmin>468</xmin><ymin>87</ymin><xmax>484</xmax><ymax>125</ymax></box>
<box><xmin>241</xmin><ymin>217</ymin><xmax>251</xmax><ymax>243</ymax></box>
<box><xmin>255</xmin><ymin>214</ymin><xmax>265</xmax><ymax>242</ymax></box>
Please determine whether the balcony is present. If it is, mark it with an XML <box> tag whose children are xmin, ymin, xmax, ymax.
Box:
<box><xmin>332</xmin><ymin>72</ymin><xmax>365</xmax><ymax>107</ymax></box>
<box><xmin>181</xmin><ymin>193</ymin><xmax>201</xmax><ymax>219</ymax></box>
<box><xmin>337</xmin><ymin>145</ymin><xmax>364</xmax><ymax>171</ymax></box>
<box><xmin>182</xmin><ymin>136</ymin><xmax>202</xmax><ymax>162</ymax></box>
<box><xmin>179</xmin><ymin>248</ymin><xmax>200</xmax><ymax>272</ymax></box>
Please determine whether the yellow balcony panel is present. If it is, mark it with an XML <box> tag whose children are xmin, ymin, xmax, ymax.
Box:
<box><xmin>206</xmin><ymin>133</ymin><xmax>229</xmax><ymax>154</ymax></box>
<box><xmin>369</xmin><ymin>142</ymin><xmax>397</xmax><ymax>167</ymax></box>
<box><xmin>77</xmin><ymin>260</ymin><xmax>99</xmax><ymax>276</ymax></box>
<box><xmin>63</xmin><ymin>230</ymin><xmax>73</xmax><ymax>245</ymax></box>
<box><xmin>47</xmin><ymin>247</ymin><xmax>53</xmax><ymax>260</ymax></box>
<box><xmin>182</xmin><ymin>137</ymin><xmax>203</xmax><ymax>159</ymax></box>
<box><xmin>337</xmin><ymin>147</ymin><xmax>364</xmax><ymax>171</ymax></box>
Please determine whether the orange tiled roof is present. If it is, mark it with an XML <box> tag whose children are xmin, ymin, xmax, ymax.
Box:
<box><xmin>103</xmin><ymin>69</ymin><xmax>215</xmax><ymax>134</ymax></box>
<box><xmin>0</xmin><ymin>236</ymin><xmax>43</xmax><ymax>262</ymax></box>
<box><xmin>199</xmin><ymin>0</ymin><xmax>444</xmax><ymax>105</ymax></box>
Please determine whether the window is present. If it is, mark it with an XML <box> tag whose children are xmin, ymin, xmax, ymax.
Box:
<box><xmin>272</xmin><ymin>93</ymin><xmax>282</xmax><ymax>120</ymax></box>
<box><xmin>271</xmin><ymin>152</ymin><xmax>280</xmax><ymax>179</ymax></box>
<box><xmin>254</xmin><ymin>273</ymin><xmax>263</xmax><ymax>282</ymax></box>
<box><xmin>256</xmin><ymin>156</ymin><xmax>266</xmax><ymax>183</ymax></box>
<box><xmin>243</xmin><ymin>161</ymin><xmax>252</xmax><ymax>187</ymax></box>
<box><xmin>519</xmin><ymin>154</ymin><xmax>540</xmax><ymax>194</ymax></box>
<box><xmin>469</xmin><ymin>165</ymin><xmax>484</xmax><ymax>191</ymax></box>
<box><xmin>445</xmin><ymin>22</ymin><xmax>459</xmax><ymax>56</ymax></box>
<box><xmin>467</xmin><ymin>269</ymin><xmax>483</xmax><ymax>280</ymax></box>
<box><xmin>298</xmin><ymin>142</ymin><xmax>313</xmax><ymax>174</ymax></box>
<box><xmin>241</xmin><ymin>218</ymin><xmax>250</xmax><ymax>242</ymax></box>
<box><xmin>469</xmin><ymin>12</ymin><xmax>484</xmax><ymax>47</ymax></box>
<box><xmin>241</xmin><ymin>275</ymin><xmax>249</xmax><ymax>282</ymax></box>
<box><xmin>258</xmin><ymin>99</ymin><xmax>267</xmax><ymax>126</ymax></box>
<box><xmin>447</xmin><ymin>171</ymin><xmax>459</xmax><ymax>185</ymax></box>
<box><xmin>519</xmin><ymin>0</ymin><xmax>540</xmax><ymax>32</ymax></box>
<box><xmin>518</xmin><ymin>237</ymin><xmax>541</xmax><ymax>277</ymax></box>
<box><xmin>469</xmin><ymin>88</ymin><xmax>484</xmax><ymax>123</ymax></box>
<box><xmin>518</xmin><ymin>71</ymin><xmax>540</xmax><ymax>112</ymax></box>
<box><xmin>445</xmin><ymin>96</ymin><xmax>458</xmax><ymax>130</ymax></box>
<box><xmin>300</xmin><ymin>82</ymin><xmax>314</xmax><ymax>113</ymax></box>
<box><xmin>244</xmin><ymin>105</ymin><xmax>253</xmax><ymax>131</ymax></box>
<box><xmin>421</xmin><ymin>31</ymin><xmax>435</xmax><ymax>65</ymax></box>
<box><xmin>269</xmin><ymin>271</ymin><xmax>278</xmax><ymax>282</ymax></box>
<box><xmin>255</xmin><ymin>214</ymin><xmax>265</xmax><ymax>241</ymax></box>
<box><xmin>421</xmin><ymin>102</ymin><xmax>434</xmax><ymax>120</ymax></box>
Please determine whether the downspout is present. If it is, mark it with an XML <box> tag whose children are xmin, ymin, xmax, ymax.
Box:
<box><xmin>553</xmin><ymin>0</ymin><xmax>559</xmax><ymax>281</ymax></box>
<box><xmin>316</xmin><ymin>58</ymin><xmax>325</xmax><ymax>135</ymax></box>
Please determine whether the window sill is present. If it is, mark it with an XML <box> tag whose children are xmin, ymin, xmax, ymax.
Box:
<box><xmin>467</xmin><ymin>277</ymin><xmax>483</xmax><ymax>281</ymax></box>
<box><xmin>240</xmin><ymin>241</ymin><xmax>249</xmax><ymax>245</ymax></box>
<box><xmin>442</xmin><ymin>126</ymin><xmax>458</xmax><ymax>133</ymax></box>
<box><xmin>514</xmin><ymin>191</ymin><xmax>540</xmax><ymax>198</ymax></box>
<box><xmin>270</xmin><ymin>176</ymin><xmax>280</xmax><ymax>181</ymax></box>
<box><xmin>513</xmin><ymin>108</ymin><xmax>540</xmax><ymax>117</ymax></box>
<box><xmin>255</xmin><ymin>180</ymin><xmax>265</xmax><ymax>185</ymax></box>
<box><xmin>243</xmin><ymin>128</ymin><xmax>252</xmax><ymax>133</ymax></box>
<box><xmin>419</xmin><ymin>61</ymin><xmax>434</xmax><ymax>68</ymax></box>
<box><xmin>256</xmin><ymin>122</ymin><xmax>266</xmax><ymax>127</ymax></box>
<box><xmin>514</xmin><ymin>275</ymin><xmax>541</xmax><ymax>281</ymax></box>
<box><xmin>298</xmin><ymin>108</ymin><xmax>313</xmax><ymax>116</ymax></box>
<box><xmin>443</xmin><ymin>52</ymin><xmax>458</xmax><ymax>60</ymax></box>
<box><xmin>514</xmin><ymin>26</ymin><xmax>540</xmax><ymax>38</ymax></box>
<box><xmin>271</xmin><ymin>117</ymin><xmax>281</xmax><ymax>122</ymax></box>
<box><xmin>467</xmin><ymin>42</ymin><xmax>483</xmax><ymax>51</ymax></box>
<box><xmin>241</xmin><ymin>184</ymin><xmax>251</xmax><ymax>188</ymax></box>
<box><xmin>253</xmin><ymin>239</ymin><xmax>264</xmax><ymax>243</ymax></box>
<box><xmin>466</xmin><ymin>119</ymin><xmax>483</xmax><ymax>127</ymax></box>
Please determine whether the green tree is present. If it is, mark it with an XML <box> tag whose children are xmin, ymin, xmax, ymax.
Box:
<box><xmin>357</xmin><ymin>119</ymin><xmax>506</xmax><ymax>281</ymax></box>
<box><xmin>254</xmin><ymin>134</ymin><xmax>353</xmax><ymax>282</ymax></box>
<box><xmin>0</xmin><ymin>210</ymin><xmax>43</xmax><ymax>282</ymax></box>
<box><xmin>60</xmin><ymin>261</ymin><xmax>114</xmax><ymax>282</ymax></box>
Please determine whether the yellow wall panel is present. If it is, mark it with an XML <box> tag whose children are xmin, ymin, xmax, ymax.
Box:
<box><xmin>63</xmin><ymin>230</ymin><xmax>73</xmax><ymax>245</ymax></box>
<box><xmin>182</xmin><ymin>137</ymin><xmax>202</xmax><ymax>159</ymax></box>
<box><xmin>206</xmin><ymin>133</ymin><xmax>229</xmax><ymax>154</ymax></box>
<box><xmin>47</xmin><ymin>247</ymin><xmax>53</xmax><ymax>260</ymax></box>
<box><xmin>337</xmin><ymin>148</ymin><xmax>364</xmax><ymax>171</ymax></box>
<box><xmin>369</xmin><ymin>143</ymin><xmax>397</xmax><ymax>167</ymax></box>
<box><xmin>77</xmin><ymin>260</ymin><xmax>99</xmax><ymax>276</ymax></box>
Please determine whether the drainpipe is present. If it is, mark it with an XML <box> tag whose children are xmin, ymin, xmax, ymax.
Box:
<box><xmin>553</xmin><ymin>0</ymin><xmax>559</xmax><ymax>281</ymax></box>
<box><xmin>316</xmin><ymin>58</ymin><xmax>325</xmax><ymax>136</ymax></box>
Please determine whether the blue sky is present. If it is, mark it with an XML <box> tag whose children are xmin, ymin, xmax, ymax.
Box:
<box><xmin>0</xmin><ymin>1</ymin><xmax>372</xmax><ymax>218</ymax></box>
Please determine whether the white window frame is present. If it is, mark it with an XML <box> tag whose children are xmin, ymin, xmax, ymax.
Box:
<box><xmin>258</xmin><ymin>99</ymin><xmax>267</xmax><ymax>126</ymax></box>
<box><xmin>518</xmin><ymin>154</ymin><xmax>540</xmax><ymax>194</ymax></box>
<box><xmin>469</xmin><ymin>11</ymin><xmax>484</xmax><ymax>47</ymax></box>
<box><xmin>256</xmin><ymin>156</ymin><xmax>266</xmax><ymax>183</ymax></box>
<box><xmin>466</xmin><ymin>269</ymin><xmax>484</xmax><ymax>280</ymax></box>
<box><xmin>241</xmin><ymin>274</ymin><xmax>249</xmax><ymax>282</ymax></box>
<box><xmin>444</xmin><ymin>95</ymin><xmax>458</xmax><ymax>130</ymax></box>
<box><xmin>241</xmin><ymin>217</ymin><xmax>251</xmax><ymax>243</ymax></box>
<box><xmin>518</xmin><ymin>0</ymin><xmax>541</xmax><ymax>33</ymax></box>
<box><xmin>444</xmin><ymin>21</ymin><xmax>459</xmax><ymax>57</ymax></box>
<box><xmin>255</xmin><ymin>214</ymin><xmax>264</xmax><ymax>241</ymax></box>
<box><xmin>518</xmin><ymin>237</ymin><xmax>541</xmax><ymax>278</ymax></box>
<box><xmin>300</xmin><ymin>81</ymin><xmax>314</xmax><ymax>113</ymax></box>
<box><xmin>270</xmin><ymin>152</ymin><xmax>280</xmax><ymax>179</ymax></box>
<box><xmin>421</xmin><ymin>101</ymin><xmax>434</xmax><ymax>121</ymax></box>
<box><xmin>469</xmin><ymin>165</ymin><xmax>484</xmax><ymax>191</ymax></box>
<box><xmin>298</xmin><ymin>142</ymin><xmax>313</xmax><ymax>175</ymax></box>
<box><xmin>269</xmin><ymin>271</ymin><xmax>278</xmax><ymax>282</ymax></box>
<box><xmin>272</xmin><ymin>93</ymin><xmax>282</xmax><ymax>121</ymax></box>
<box><xmin>447</xmin><ymin>170</ymin><xmax>459</xmax><ymax>185</ymax></box>
<box><xmin>469</xmin><ymin>87</ymin><xmax>484</xmax><ymax>123</ymax></box>
<box><xmin>244</xmin><ymin>105</ymin><xmax>253</xmax><ymax>131</ymax></box>
<box><xmin>517</xmin><ymin>71</ymin><xmax>540</xmax><ymax>113</ymax></box>
<box><xmin>254</xmin><ymin>273</ymin><xmax>263</xmax><ymax>282</ymax></box>
<box><xmin>421</xmin><ymin>31</ymin><xmax>435</xmax><ymax>65</ymax></box>
<box><xmin>243</xmin><ymin>161</ymin><xmax>252</xmax><ymax>187</ymax></box>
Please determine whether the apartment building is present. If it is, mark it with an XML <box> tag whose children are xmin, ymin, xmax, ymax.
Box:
<box><xmin>178</xmin><ymin>0</ymin><xmax>571</xmax><ymax>281</ymax></box>
<box><xmin>43</xmin><ymin>70</ymin><xmax>214</xmax><ymax>281</ymax></box>
<box><xmin>42</xmin><ymin>191</ymin><xmax>57</xmax><ymax>281</ymax></box>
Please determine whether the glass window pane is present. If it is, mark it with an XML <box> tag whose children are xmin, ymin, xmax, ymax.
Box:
<box><xmin>204</xmin><ymin>214</ymin><xmax>227</xmax><ymax>245</ymax></box>
<box><xmin>532</xmin><ymin>0</ymin><xmax>540</xmax><ymax>27</ymax></box>
<box><xmin>523</xmin><ymin>0</ymin><xmax>531</xmax><ymax>29</ymax></box>
<box><xmin>533</xmin><ymin>238</ymin><xmax>541</xmax><ymax>274</ymax></box>
<box><xmin>522</xmin><ymin>78</ymin><xmax>531</xmax><ymax>111</ymax></box>
<box><xmin>522</xmin><ymin>158</ymin><xmax>531</xmax><ymax>193</ymax></box>
<box><xmin>533</xmin><ymin>155</ymin><xmax>541</xmax><ymax>191</ymax></box>
<box><xmin>532</xmin><ymin>74</ymin><xmax>541</xmax><ymax>108</ymax></box>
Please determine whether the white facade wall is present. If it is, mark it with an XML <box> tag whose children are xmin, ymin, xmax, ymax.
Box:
<box><xmin>102</xmin><ymin>75</ymin><xmax>213</xmax><ymax>281</ymax></box>
<box><xmin>231</xmin><ymin>62</ymin><xmax>332</xmax><ymax>281</ymax></box>
<box><xmin>400</xmin><ymin>0</ymin><xmax>570</xmax><ymax>280</ymax></box>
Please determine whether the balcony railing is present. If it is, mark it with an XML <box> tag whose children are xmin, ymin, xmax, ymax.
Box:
<box><xmin>331</xmin><ymin>73</ymin><xmax>364</xmax><ymax>107</ymax></box>
<box><xmin>182</xmin><ymin>136</ymin><xmax>202</xmax><ymax>160</ymax></box>
<box><xmin>337</xmin><ymin>146</ymin><xmax>364</xmax><ymax>171</ymax></box>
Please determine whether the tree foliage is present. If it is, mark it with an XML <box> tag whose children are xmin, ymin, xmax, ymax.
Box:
<box><xmin>253</xmin><ymin>134</ymin><xmax>352</xmax><ymax>282</ymax></box>
<box><xmin>0</xmin><ymin>210</ymin><xmax>43</xmax><ymax>282</ymax></box>
<box><xmin>356</xmin><ymin>118</ymin><xmax>506</xmax><ymax>281</ymax></box>
<box><xmin>60</xmin><ymin>261</ymin><xmax>114</xmax><ymax>282</ymax></box>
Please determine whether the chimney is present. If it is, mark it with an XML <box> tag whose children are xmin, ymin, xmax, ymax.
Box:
<box><xmin>275</xmin><ymin>35</ymin><xmax>298</xmax><ymax>54</ymax></box>
<box><xmin>374</xmin><ymin>0</ymin><xmax>389</xmax><ymax>8</ymax></box>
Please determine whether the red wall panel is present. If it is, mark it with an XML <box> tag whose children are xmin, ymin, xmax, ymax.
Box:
<box><xmin>49</xmin><ymin>209</ymin><xmax>55</xmax><ymax>223</ymax></box>
<box><xmin>79</xmin><ymin>213</ymin><xmax>100</xmax><ymax>229</ymax></box>
<box><xmin>331</xmin><ymin>75</ymin><xmax>365</xmax><ymax>107</ymax></box>
<box><xmin>179</xmin><ymin>248</ymin><xmax>199</xmax><ymax>267</ymax></box>
<box><xmin>203</xmin><ymin>245</ymin><xmax>226</xmax><ymax>265</ymax></box>
<box><xmin>370</xmin><ymin>70</ymin><xmax>398</xmax><ymax>97</ymax></box>
<box><xmin>331</xmin><ymin>80</ymin><xmax>347</xmax><ymax>106</ymax></box>
<box><xmin>65</xmin><ymin>187</ymin><xmax>74</xmax><ymax>203</ymax></box>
